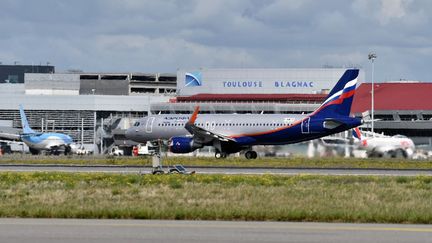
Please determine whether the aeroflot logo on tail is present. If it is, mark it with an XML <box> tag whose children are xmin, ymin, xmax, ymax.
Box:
<box><xmin>185</xmin><ymin>72</ymin><xmax>202</xmax><ymax>87</ymax></box>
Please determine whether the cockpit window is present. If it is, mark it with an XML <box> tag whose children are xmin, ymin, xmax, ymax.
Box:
<box><xmin>133</xmin><ymin>122</ymin><xmax>140</xmax><ymax>127</ymax></box>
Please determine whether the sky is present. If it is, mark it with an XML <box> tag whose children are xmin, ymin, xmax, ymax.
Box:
<box><xmin>0</xmin><ymin>0</ymin><xmax>431</xmax><ymax>82</ymax></box>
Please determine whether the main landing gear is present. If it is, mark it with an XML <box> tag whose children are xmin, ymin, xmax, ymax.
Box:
<box><xmin>214</xmin><ymin>150</ymin><xmax>258</xmax><ymax>160</ymax></box>
<box><xmin>245</xmin><ymin>150</ymin><xmax>258</xmax><ymax>160</ymax></box>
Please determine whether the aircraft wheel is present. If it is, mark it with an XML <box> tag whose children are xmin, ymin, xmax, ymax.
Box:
<box><xmin>29</xmin><ymin>147</ymin><xmax>40</xmax><ymax>155</ymax></box>
<box><xmin>245</xmin><ymin>151</ymin><xmax>257</xmax><ymax>160</ymax></box>
<box><xmin>394</xmin><ymin>149</ymin><xmax>407</xmax><ymax>159</ymax></box>
<box><xmin>152</xmin><ymin>170</ymin><xmax>164</xmax><ymax>175</ymax></box>
<box><xmin>64</xmin><ymin>146</ymin><xmax>72</xmax><ymax>155</ymax></box>
<box><xmin>215</xmin><ymin>152</ymin><xmax>227</xmax><ymax>159</ymax></box>
<box><xmin>169</xmin><ymin>169</ymin><xmax>179</xmax><ymax>174</ymax></box>
<box><xmin>251</xmin><ymin>151</ymin><xmax>258</xmax><ymax>159</ymax></box>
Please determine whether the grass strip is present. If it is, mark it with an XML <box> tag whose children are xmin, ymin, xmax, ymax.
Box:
<box><xmin>0</xmin><ymin>172</ymin><xmax>431</xmax><ymax>223</ymax></box>
<box><xmin>1</xmin><ymin>155</ymin><xmax>432</xmax><ymax>170</ymax></box>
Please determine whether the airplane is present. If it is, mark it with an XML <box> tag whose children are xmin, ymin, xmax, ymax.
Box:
<box><xmin>0</xmin><ymin>105</ymin><xmax>77</xmax><ymax>155</ymax></box>
<box><xmin>125</xmin><ymin>69</ymin><xmax>362</xmax><ymax>159</ymax></box>
<box><xmin>353</xmin><ymin>127</ymin><xmax>415</xmax><ymax>158</ymax></box>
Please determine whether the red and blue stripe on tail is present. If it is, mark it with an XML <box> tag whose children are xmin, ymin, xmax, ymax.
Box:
<box><xmin>312</xmin><ymin>69</ymin><xmax>359</xmax><ymax>118</ymax></box>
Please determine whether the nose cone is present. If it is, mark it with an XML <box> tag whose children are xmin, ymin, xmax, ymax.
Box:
<box><xmin>126</xmin><ymin>118</ymin><xmax>150</xmax><ymax>143</ymax></box>
<box><xmin>125</xmin><ymin>127</ymin><xmax>135</xmax><ymax>140</ymax></box>
<box><xmin>125</xmin><ymin>127</ymin><xmax>142</xmax><ymax>142</ymax></box>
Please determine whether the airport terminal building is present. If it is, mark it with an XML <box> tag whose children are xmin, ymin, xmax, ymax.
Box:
<box><xmin>0</xmin><ymin>64</ymin><xmax>431</xmax><ymax>154</ymax></box>
<box><xmin>0</xmin><ymin>65</ymin><xmax>176</xmax><ymax>154</ymax></box>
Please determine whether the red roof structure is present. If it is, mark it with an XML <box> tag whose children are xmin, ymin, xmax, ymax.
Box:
<box><xmin>173</xmin><ymin>83</ymin><xmax>432</xmax><ymax>113</ymax></box>
<box><xmin>351</xmin><ymin>83</ymin><xmax>432</xmax><ymax>113</ymax></box>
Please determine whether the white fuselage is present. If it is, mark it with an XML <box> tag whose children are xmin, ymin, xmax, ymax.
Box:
<box><xmin>356</xmin><ymin>136</ymin><xmax>415</xmax><ymax>156</ymax></box>
<box><xmin>127</xmin><ymin>113</ymin><xmax>306</xmax><ymax>143</ymax></box>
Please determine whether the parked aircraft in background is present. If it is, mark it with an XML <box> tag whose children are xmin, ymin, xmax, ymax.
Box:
<box><xmin>353</xmin><ymin>127</ymin><xmax>415</xmax><ymax>158</ymax></box>
<box><xmin>126</xmin><ymin>69</ymin><xmax>362</xmax><ymax>159</ymax></box>
<box><xmin>0</xmin><ymin>105</ymin><xmax>77</xmax><ymax>155</ymax></box>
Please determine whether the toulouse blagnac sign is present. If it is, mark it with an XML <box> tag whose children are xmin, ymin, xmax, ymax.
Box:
<box><xmin>179</xmin><ymin>68</ymin><xmax>361</xmax><ymax>95</ymax></box>
<box><xmin>222</xmin><ymin>80</ymin><xmax>314</xmax><ymax>88</ymax></box>
<box><xmin>185</xmin><ymin>72</ymin><xmax>314</xmax><ymax>89</ymax></box>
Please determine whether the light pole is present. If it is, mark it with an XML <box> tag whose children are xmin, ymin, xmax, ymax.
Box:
<box><xmin>368</xmin><ymin>52</ymin><xmax>377</xmax><ymax>135</ymax></box>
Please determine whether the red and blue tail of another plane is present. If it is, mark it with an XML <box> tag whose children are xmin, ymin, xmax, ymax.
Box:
<box><xmin>353</xmin><ymin>127</ymin><xmax>362</xmax><ymax>140</ymax></box>
<box><xmin>312</xmin><ymin>69</ymin><xmax>359</xmax><ymax>118</ymax></box>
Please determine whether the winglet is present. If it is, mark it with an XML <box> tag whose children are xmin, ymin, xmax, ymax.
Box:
<box><xmin>188</xmin><ymin>106</ymin><xmax>200</xmax><ymax>124</ymax></box>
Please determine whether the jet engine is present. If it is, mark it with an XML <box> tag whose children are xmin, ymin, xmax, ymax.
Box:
<box><xmin>169</xmin><ymin>137</ymin><xmax>202</xmax><ymax>153</ymax></box>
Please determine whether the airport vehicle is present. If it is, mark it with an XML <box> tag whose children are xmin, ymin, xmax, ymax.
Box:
<box><xmin>0</xmin><ymin>105</ymin><xmax>76</xmax><ymax>155</ymax></box>
<box><xmin>0</xmin><ymin>141</ymin><xmax>12</xmax><ymax>155</ymax></box>
<box><xmin>168</xmin><ymin>165</ymin><xmax>195</xmax><ymax>174</ymax></box>
<box><xmin>126</xmin><ymin>69</ymin><xmax>362</xmax><ymax>159</ymax></box>
<box><xmin>353</xmin><ymin>127</ymin><xmax>415</xmax><ymax>158</ymax></box>
<box><xmin>132</xmin><ymin>142</ymin><xmax>156</xmax><ymax>156</ymax></box>
<box><xmin>109</xmin><ymin>146</ymin><xmax>124</xmax><ymax>156</ymax></box>
<box><xmin>75</xmin><ymin>146</ymin><xmax>91</xmax><ymax>155</ymax></box>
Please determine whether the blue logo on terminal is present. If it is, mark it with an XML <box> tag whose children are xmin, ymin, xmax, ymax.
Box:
<box><xmin>185</xmin><ymin>72</ymin><xmax>202</xmax><ymax>87</ymax></box>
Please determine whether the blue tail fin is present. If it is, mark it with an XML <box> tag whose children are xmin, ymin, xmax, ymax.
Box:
<box><xmin>19</xmin><ymin>105</ymin><xmax>36</xmax><ymax>134</ymax></box>
<box><xmin>312</xmin><ymin>69</ymin><xmax>359</xmax><ymax>117</ymax></box>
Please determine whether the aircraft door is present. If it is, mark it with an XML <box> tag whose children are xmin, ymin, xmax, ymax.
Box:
<box><xmin>301</xmin><ymin>117</ymin><xmax>310</xmax><ymax>134</ymax></box>
<box><xmin>145</xmin><ymin>117</ymin><xmax>155</xmax><ymax>133</ymax></box>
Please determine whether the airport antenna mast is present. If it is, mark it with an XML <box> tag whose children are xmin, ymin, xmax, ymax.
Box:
<box><xmin>368</xmin><ymin>52</ymin><xmax>377</xmax><ymax>136</ymax></box>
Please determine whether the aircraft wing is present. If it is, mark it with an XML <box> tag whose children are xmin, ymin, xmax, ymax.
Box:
<box><xmin>184</xmin><ymin>107</ymin><xmax>236</xmax><ymax>145</ymax></box>
<box><xmin>0</xmin><ymin>132</ymin><xmax>21</xmax><ymax>141</ymax></box>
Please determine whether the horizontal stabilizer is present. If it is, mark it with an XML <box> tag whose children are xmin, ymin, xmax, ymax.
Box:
<box><xmin>0</xmin><ymin>132</ymin><xmax>21</xmax><ymax>141</ymax></box>
<box><xmin>323</xmin><ymin>119</ymin><xmax>343</xmax><ymax>129</ymax></box>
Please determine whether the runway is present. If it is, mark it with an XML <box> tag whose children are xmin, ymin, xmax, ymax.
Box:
<box><xmin>0</xmin><ymin>218</ymin><xmax>431</xmax><ymax>243</ymax></box>
<box><xmin>0</xmin><ymin>164</ymin><xmax>431</xmax><ymax>176</ymax></box>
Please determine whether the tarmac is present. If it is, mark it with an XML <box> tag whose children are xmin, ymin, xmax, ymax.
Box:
<box><xmin>0</xmin><ymin>219</ymin><xmax>431</xmax><ymax>243</ymax></box>
<box><xmin>0</xmin><ymin>164</ymin><xmax>431</xmax><ymax>176</ymax></box>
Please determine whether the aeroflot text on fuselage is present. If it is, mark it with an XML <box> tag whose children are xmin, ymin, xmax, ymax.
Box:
<box><xmin>164</xmin><ymin>117</ymin><xmax>189</xmax><ymax>120</ymax></box>
<box><xmin>222</xmin><ymin>81</ymin><xmax>314</xmax><ymax>88</ymax></box>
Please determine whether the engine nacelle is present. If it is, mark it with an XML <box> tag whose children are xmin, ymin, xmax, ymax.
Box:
<box><xmin>169</xmin><ymin>137</ymin><xmax>202</xmax><ymax>153</ymax></box>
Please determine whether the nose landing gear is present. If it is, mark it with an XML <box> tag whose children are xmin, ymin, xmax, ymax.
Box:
<box><xmin>215</xmin><ymin>152</ymin><xmax>227</xmax><ymax>159</ymax></box>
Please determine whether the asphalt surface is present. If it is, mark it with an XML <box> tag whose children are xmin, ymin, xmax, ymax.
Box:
<box><xmin>0</xmin><ymin>164</ymin><xmax>432</xmax><ymax>176</ymax></box>
<box><xmin>0</xmin><ymin>219</ymin><xmax>431</xmax><ymax>243</ymax></box>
